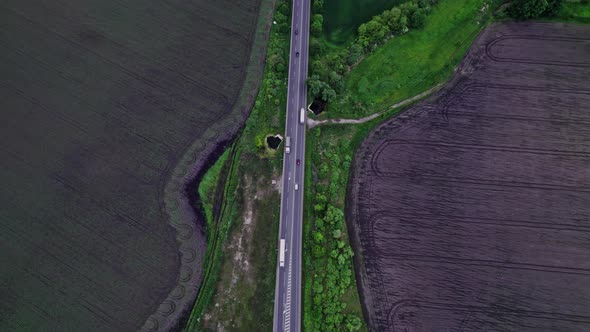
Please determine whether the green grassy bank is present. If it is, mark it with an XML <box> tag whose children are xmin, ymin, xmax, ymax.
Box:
<box><xmin>331</xmin><ymin>0</ymin><xmax>498</xmax><ymax>118</ymax></box>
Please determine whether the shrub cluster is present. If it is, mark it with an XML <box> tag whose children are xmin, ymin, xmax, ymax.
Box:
<box><xmin>508</xmin><ymin>0</ymin><xmax>563</xmax><ymax>19</ymax></box>
<box><xmin>307</xmin><ymin>0</ymin><xmax>439</xmax><ymax>104</ymax></box>
<box><xmin>250</xmin><ymin>1</ymin><xmax>292</xmax><ymax>151</ymax></box>
<box><xmin>307</xmin><ymin>135</ymin><xmax>363</xmax><ymax>331</ymax></box>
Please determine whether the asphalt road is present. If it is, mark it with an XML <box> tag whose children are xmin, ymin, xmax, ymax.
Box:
<box><xmin>273</xmin><ymin>0</ymin><xmax>310</xmax><ymax>331</ymax></box>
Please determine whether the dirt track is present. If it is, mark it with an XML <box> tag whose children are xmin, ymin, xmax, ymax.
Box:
<box><xmin>348</xmin><ymin>22</ymin><xmax>590</xmax><ymax>331</ymax></box>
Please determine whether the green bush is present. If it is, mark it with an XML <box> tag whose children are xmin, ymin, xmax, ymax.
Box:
<box><xmin>508</xmin><ymin>0</ymin><xmax>563</xmax><ymax>19</ymax></box>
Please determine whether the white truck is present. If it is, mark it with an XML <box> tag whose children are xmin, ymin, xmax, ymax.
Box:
<box><xmin>279</xmin><ymin>239</ymin><xmax>286</xmax><ymax>267</ymax></box>
<box><xmin>300</xmin><ymin>107</ymin><xmax>305</xmax><ymax>124</ymax></box>
<box><xmin>285</xmin><ymin>136</ymin><xmax>291</xmax><ymax>154</ymax></box>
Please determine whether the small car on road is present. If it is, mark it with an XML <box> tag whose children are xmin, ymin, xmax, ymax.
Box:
<box><xmin>296</xmin><ymin>159</ymin><xmax>301</xmax><ymax>166</ymax></box>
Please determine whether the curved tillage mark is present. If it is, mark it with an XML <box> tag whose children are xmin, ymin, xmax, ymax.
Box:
<box><xmin>170</xmin><ymin>285</ymin><xmax>186</xmax><ymax>301</ymax></box>
<box><xmin>180</xmin><ymin>248</ymin><xmax>198</xmax><ymax>264</ymax></box>
<box><xmin>176</xmin><ymin>223</ymin><xmax>195</xmax><ymax>241</ymax></box>
<box><xmin>142</xmin><ymin>317</ymin><xmax>159</xmax><ymax>332</ymax></box>
<box><xmin>179</xmin><ymin>266</ymin><xmax>193</xmax><ymax>283</ymax></box>
<box><xmin>485</xmin><ymin>34</ymin><xmax>590</xmax><ymax>67</ymax></box>
<box><xmin>387</xmin><ymin>299</ymin><xmax>590</xmax><ymax>332</ymax></box>
<box><xmin>157</xmin><ymin>300</ymin><xmax>177</xmax><ymax>316</ymax></box>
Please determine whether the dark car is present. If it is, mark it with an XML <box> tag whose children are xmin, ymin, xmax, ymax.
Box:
<box><xmin>294</xmin><ymin>29</ymin><xmax>298</xmax><ymax>35</ymax></box>
<box><xmin>295</xmin><ymin>51</ymin><xmax>299</xmax><ymax>57</ymax></box>
<box><xmin>296</xmin><ymin>159</ymin><xmax>301</xmax><ymax>166</ymax></box>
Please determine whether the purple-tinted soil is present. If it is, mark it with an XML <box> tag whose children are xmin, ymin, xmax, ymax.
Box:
<box><xmin>349</xmin><ymin>22</ymin><xmax>590</xmax><ymax>331</ymax></box>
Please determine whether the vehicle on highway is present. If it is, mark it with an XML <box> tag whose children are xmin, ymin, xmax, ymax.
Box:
<box><xmin>300</xmin><ymin>107</ymin><xmax>305</xmax><ymax>124</ymax></box>
<box><xmin>285</xmin><ymin>136</ymin><xmax>291</xmax><ymax>154</ymax></box>
<box><xmin>296</xmin><ymin>51</ymin><xmax>299</xmax><ymax>57</ymax></box>
<box><xmin>294</xmin><ymin>184</ymin><xmax>299</xmax><ymax>191</ymax></box>
<box><xmin>296</xmin><ymin>159</ymin><xmax>300</xmax><ymax>165</ymax></box>
<box><xmin>294</xmin><ymin>29</ymin><xmax>298</xmax><ymax>35</ymax></box>
<box><xmin>279</xmin><ymin>239</ymin><xmax>285</xmax><ymax>267</ymax></box>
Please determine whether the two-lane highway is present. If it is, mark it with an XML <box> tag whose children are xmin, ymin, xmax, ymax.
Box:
<box><xmin>273</xmin><ymin>0</ymin><xmax>310</xmax><ymax>331</ymax></box>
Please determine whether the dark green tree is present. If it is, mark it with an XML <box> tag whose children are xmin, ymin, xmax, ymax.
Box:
<box><xmin>508</xmin><ymin>0</ymin><xmax>549</xmax><ymax>18</ymax></box>
<box><xmin>409</xmin><ymin>8</ymin><xmax>427</xmax><ymax>28</ymax></box>
<box><xmin>313</xmin><ymin>0</ymin><xmax>324</xmax><ymax>12</ymax></box>
<box><xmin>311</xmin><ymin>14</ymin><xmax>324</xmax><ymax>36</ymax></box>
<box><xmin>346</xmin><ymin>43</ymin><xmax>364</xmax><ymax>65</ymax></box>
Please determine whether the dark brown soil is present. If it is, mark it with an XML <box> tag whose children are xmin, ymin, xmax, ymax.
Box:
<box><xmin>0</xmin><ymin>1</ymin><xmax>271</xmax><ymax>331</ymax></box>
<box><xmin>348</xmin><ymin>22</ymin><xmax>590</xmax><ymax>332</ymax></box>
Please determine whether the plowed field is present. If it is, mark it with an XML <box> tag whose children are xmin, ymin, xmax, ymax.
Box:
<box><xmin>0</xmin><ymin>0</ymin><xmax>266</xmax><ymax>331</ymax></box>
<box><xmin>349</xmin><ymin>22</ymin><xmax>590</xmax><ymax>331</ymax></box>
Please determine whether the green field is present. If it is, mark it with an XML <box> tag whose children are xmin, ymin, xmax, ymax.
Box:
<box><xmin>330</xmin><ymin>0</ymin><xmax>496</xmax><ymax>118</ymax></box>
<box><xmin>323</xmin><ymin>0</ymin><xmax>404</xmax><ymax>45</ymax></box>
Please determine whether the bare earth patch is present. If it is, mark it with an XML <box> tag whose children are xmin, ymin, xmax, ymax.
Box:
<box><xmin>201</xmin><ymin>168</ymin><xmax>280</xmax><ymax>331</ymax></box>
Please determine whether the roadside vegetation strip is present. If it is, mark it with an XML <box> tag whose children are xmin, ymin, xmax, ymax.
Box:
<box><xmin>183</xmin><ymin>0</ymin><xmax>293</xmax><ymax>330</ymax></box>
<box><xmin>183</xmin><ymin>142</ymin><xmax>240</xmax><ymax>331</ymax></box>
<box><xmin>198</xmin><ymin>149</ymin><xmax>231</xmax><ymax>228</ymax></box>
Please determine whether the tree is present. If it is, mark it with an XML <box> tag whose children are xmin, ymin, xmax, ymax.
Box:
<box><xmin>311</xmin><ymin>14</ymin><xmax>324</xmax><ymax>36</ymax></box>
<box><xmin>309</xmin><ymin>38</ymin><xmax>324</xmax><ymax>56</ymax></box>
<box><xmin>313</xmin><ymin>0</ymin><xmax>325</xmax><ymax>12</ymax></box>
<box><xmin>399</xmin><ymin>1</ymin><xmax>419</xmax><ymax>17</ymax></box>
<box><xmin>382</xmin><ymin>7</ymin><xmax>403</xmax><ymax>33</ymax></box>
<box><xmin>358</xmin><ymin>19</ymin><xmax>389</xmax><ymax>47</ymax></box>
<box><xmin>313</xmin><ymin>231</ymin><xmax>324</xmax><ymax>243</ymax></box>
<box><xmin>409</xmin><ymin>8</ymin><xmax>427</xmax><ymax>28</ymax></box>
<box><xmin>316</xmin><ymin>193</ymin><xmax>328</xmax><ymax>204</ymax></box>
<box><xmin>544</xmin><ymin>0</ymin><xmax>563</xmax><ymax>16</ymax></box>
<box><xmin>346</xmin><ymin>43</ymin><xmax>363</xmax><ymax>65</ymax></box>
<box><xmin>508</xmin><ymin>0</ymin><xmax>549</xmax><ymax>19</ymax></box>
<box><xmin>332</xmin><ymin>229</ymin><xmax>342</xmax><ymax>238</ymax></box>
<box><xmin>315</xmin><ymin>218</ymin><xmax>325</xmax><ymax>232</ymax></box>
<box><xmin>307</xmin><ymin>74</ymin><xmax>323</xmax><ymax>96</ymax></box>
<box><xmin>307</xmin><ymin>74</ymin><xmax>337</xmax><ymax>103</ymax></box>
<box><xmin>320</xmin><ymin>85</ymin><xmax>337</xmax><ymax>103</ymax></box>
<box><xmin>314</xmin><ymin>203</ymin><xmax>325</xmax><ymax>213</ymax></box>
<box><xmin>328</xmin><ymin>71</ymin><xmax>344</xmax><ymax>93</ymax></box>
<box><xmin>312</xmin><ymin>244</ymin><xmax>325</xmax><ymax>258</ymax></box>
<box><xmin>345</xmin><ymin>315</ymin><xmax>362</xmax><ymax>331</ymax></box>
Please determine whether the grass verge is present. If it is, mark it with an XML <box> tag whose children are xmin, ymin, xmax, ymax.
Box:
<box><xmin>183</xmin><ymin>0</ymin><xmax>291</xmax><ymax>330</ymax></box>
<box><xmin>198</xmin><ymin>149</ymin><xmax>230</xmax><ymax>228</ymax></box>
<box><xmin>330</xmin><ymin>0</ymin><xmax>498</xmax><ymax>118</ymax></box>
